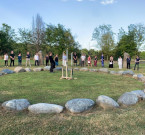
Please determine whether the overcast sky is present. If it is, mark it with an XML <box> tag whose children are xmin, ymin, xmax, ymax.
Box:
<box><xmin>0</xmin><ymin>0</ymin><xmax>145</xmax><ymax>50</ymax></box>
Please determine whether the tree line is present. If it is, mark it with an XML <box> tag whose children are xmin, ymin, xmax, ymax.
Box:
<box><xmin>0</xmin><ymin>13</ymin><xmax>145</xmax><ymax>60</ymax></box>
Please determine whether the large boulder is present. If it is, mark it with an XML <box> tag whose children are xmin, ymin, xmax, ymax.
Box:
<box><xmin>28</xmin><ymin>103</ymin><xmax>63</xmax><ymax>114</ymax></box>
<box><xmin>130</xmin><ymin>90</ymin><xmax>145</xmax><ymax>100</ymax></box>
<box><xmin>139</xmin><ymin>77</ymin><xmax>145</xmax><ymax>82</ymax></box>
<box><xmin>89</xmin><ymin>69</ymin><xmax>98</xmax><ymax>72</ymax></box>
<box><xmin>0</xmin><ymin>72</ymin><xmax>5</xmax><ymax>76</ymax></box>
<box><xmin>116</xmin><ymin>71</ymin><xmax>124</xmax><ymax>75</ymax></box>
<box><xmin>65</xmin><ymin>98</ymin><xmax>95</xmax><ymax>113</ymax></box>
<box><xmin>98</xmin><ymin>68</ymin><xmax>109</xmax><ymax>73</ymax></box>
<box><xmin>137</xmin><ymin>74</ymin><xmax>144</xmax><ymax>80</ymax></box>
<box><xmin>122</xmin><ymin>70</ymin><xmax>134</xmax><ymax>76</ymax></box>
<box><xmin>74</xmin><ymin>68</ymin><xmax>79</xmax><ymax>71</ymax></box>
<box><xmin>44</xmin><ymin>66</ymin><xmax>51</xmax><ymax>71</ymax></box>
<box><xmin>96</xmin><ymin>95</ymin><xmax>119</xmax><ymax>109</ymax></box>
<box><xmin>54</xmin><ymin>67</ymin><xmax>62</xmax><ymax>71</ymax></box>
<box><xmin>133</xmin><ymin>74</ymin><xmax>138</xmax><ymax>79</ymax></box>
<box><xmin>79</xmin><ymin>68</ymin><xmax>89</xmax><ymax>72</ymax></box>
<box><xmin>25</xmin><ymin>68</ymin><xmax>32</xmax><ymax>72</ymax></box>
<box><xmin>33</xmin><ymin>67</ymin><xmax>44</xmax><ymax>72</ymax></box>
<box><xmin>123</xmin><ymin>52</ymin><xmax>129</xmax><ymax>68</ymax></box>
<box><xmin>1</xmin><ymin>69</ymin><xmax>15</xmax><ymax>74</ymax></box>
<box><xmin>110</xmin><ymin>71</ymin><xmax>117</xmax><ymax>75</ymax></box>
<box><xmin>2</xmin><ymin>99</ymin><xmax>30</xmax><ymax>111</ymax></box>
<box><xmin>14</xmin><ymin>67</ymin><xmax>26</xmax><ymax>73</ymax></box>
<box><xmin>117</xmin><ymin>92</ymin><xmax>138</xmax><ymax>106</ymax></box>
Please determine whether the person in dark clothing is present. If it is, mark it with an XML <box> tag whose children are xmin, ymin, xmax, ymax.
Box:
<box><xmin>134</xmin><ymin>56</ymin><xmax>140</xmax><ymax>70</ymax></box>
<box><xmin>101</xmin><ymin>54</ymin><xmax>104</xmax><ymax>67</ymax></box>
<box><xmin>109</xmin><ymin>56</ymin><xmax>113</xmax><ymax>68</ymax></box>
<box><xmin>18</xmin><ymin>53</ymin><xmax>22</xmax><ymax>66</ymax></box>
<box><xmin>73</xmin><ymin>52</ymin><xmax>77</xmax><ymax>66</ymax></box>
<box><xmin>54</xmin><ymin>54</ymin><xmax>59</xmax><ymax>66</ymax></box>
<box><xmin>49</xmin><ymin>52</ymin><xmax>55</xmax><ymax>72</ymax></box>
<box><xmin>127</xmin><ymin>56</ymin><xmax>131</xmax><ymax>69</ymax></box>
<box><xmin>46</xmin><ymin>54</ymin><xmax>49</xmax><ymax>66</ymax></box>
<box><xmin>10</xmin><ymin>51</ymin><xmax>15</xmax><ymax>66</ymax></box>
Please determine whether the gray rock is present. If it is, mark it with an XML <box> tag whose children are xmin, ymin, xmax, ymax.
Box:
<box><xmin>14</xmin><ymin>67</ymin><xmax>26</xmax><ymax>73</ymax></box>
<box><xmin>1</xmin><ymin>69</ymin><xmax>15</xmax><ymax>74</ymax></box>
<box><xmin>33</xmin><ymin>67</ymin><xmax>44</xmax><ymax>72</ymax></box>
<box><xmin>118</xmin><ymin>92</ymin><xmax>138</xmax><ymax>106</ymax></box>
<box><xmin>74</xmin><ymin>68</ymin><xmax>79</xmax><ymax>71</ymax></box>
<box><xmin>25</xmin><ymin>68</ymin><xmax>32</xmax><ymax>72</ymax></box>
<box><xmin>0</xmin><ymin>72</ymin><xmax>5</xmax><ymax>76</ymax></box>
<box><xmin>130</xmin><ymin>90</ymin><xmax>145</xmax><ymax>100</ymax></box>
<box><xmin>96</xmin><ymin>95</ymin><xmax>119</xmax><ymax>109</ymax></box>
<box><xmin>116</xmin><ymin>71</ymin><xmax>124</xmax><ymax>75</ymax></box>
<box><xmin>79</xmin><ymin>68</ymin><xmax>89</xmax><ymax>71</ymax></box>
<box><xmin>99</xmin><ymin>68</ymin><xmax>109</xmax><ymax>73</ymax></box>
<box><xmin>137</xmin><ymin>74</ymin><xmax>144</xmax><ymax>80</ymax></box>
<box><xmin>28</xmin><ymin>103</ymin><xmax>63</xmax><ymax>114</ymax></box>
<box><xmin>44</xmin><ymin>66</ymin><xmax>51</xmax><ymax>71</ymax></box>
<box><xmin>122</xmin><ymin>70</ymin><xmax>134</xmax><ymax>76</ymax></box>
<box><xmin>110</xmin><ymin>71</ymin><xmax>117</xmax><ymax>74</ymax></box>
<box><xmin>140</xmin><ymin>77</ymin><xmax>145</xmax><ymax>82</ymax></box>
<box><xmin>133</xmin><ymin>74</ymin><xmax>138</xmax><ymax>79</ymax></box>
<box><xmin>65</xmin><ymin>98</ymin><xmax>95</xmax><ymax>113</ymax></box>
<box><xmin>2</xmin><ymin>99</ymin><xmax>30</xmax><ymax>111</ymax></box>
<box><xmin>54</xmin><ymin>67</ymin><xmax>62</xmax><ymax>71</ymax></box>
<box><xmin>89</xmin><ymin>69</ymin><xmax>98</xmax><ymax>72</ymax></box>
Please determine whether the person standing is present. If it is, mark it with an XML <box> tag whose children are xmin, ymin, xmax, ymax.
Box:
<box><xmin>62</xmin><ymin>52</ymin><xmax>67</xmax><ymax>66</ymax></box>
<box><xmin>46</xmin><ymin>54</ymin><xmax>49</xmax><ymax>66</ymax></box>
<box><xmin>127</xmin><ymin>56</ymin><xmax>131</xmax><ymax>69</ymax></box>
<box><xmin>101</xmin><ymin>54</ymin><xmax>104</xmax><ymax>67</ymax></box>
<box><xmin>73</xmin><ymin>52</ymin><xmax>77</xmax><ymax>66</ymax></box>
<box><xmin>18</xmin><ymin>53</ymin><xmax>22</xmax><ymax>66</ymax></box>
<box><xmin>118</xmin><ymin>56</ymin><xmax>122</xmax><ymax>69</ymax></box>
<box><xmin>49</xmin><ymin>52</ymin><xmax>55</xmax><ymax>72</ymax></box>
<box><xmin>109</xmin><ymin>56</ymin><xmax>113</xmax><ymax>68</ymax></box>
<box><xmin>4</xmin><ymin>53</ymin><xmax>8</xmax><ymax>67</ymax></box>
<box><xmin>94</xmin><ymin>56</ymin><xmax>97</xmax><ymax>67</ymax></box>
<box><xmin>81</xmin><ymin>54</ymin><xmax>86</xmax><ymax>67</ymax></box>
<box><xmin>26</xmin><ymin>52</ymin><xmax>31</xmax><ymax>67</ymax></box>
<box><xmin>88</xmin><ymin>55</ymin><xmax>92</xmax><ymax>67</ymax></box>
<box><xmin>34</xmin><ymin>53</ymin><xmax>39</xmax><ymax>66</ymax></box>
<box><xmin>10</xmin><ymin>51</ymin><xmax>15</xmax><ymax>67</ymax></box>
<box><xmin>134</xmin><ymin>56</ymin><xmax>140</xmax><ymax>70</ymax></box>
<box><xmin>54</xmin><ymin>54</ymin><xmax>59</xmax><ymax>66</ymax></box>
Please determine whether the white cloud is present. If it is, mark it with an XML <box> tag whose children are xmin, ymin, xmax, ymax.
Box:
<box><xmin>101</xmin><ymin>0</ymin><xmax>116</xmax><ymax>5</ymax></box>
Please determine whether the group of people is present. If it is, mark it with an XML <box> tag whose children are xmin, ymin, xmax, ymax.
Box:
<box><xmin>3</xmin><ymin>51</ymin><xmax>140</xmax><ymax>71</ymax></box>
<box><xmin>3</xmin><ymin>51</ymin><xmax>59</xmax><ymax>69</ymax></box>
<box><xmin>71</xmin><ymin>53</ymin><xmax>140</xmax><ymax>70</ymax></box>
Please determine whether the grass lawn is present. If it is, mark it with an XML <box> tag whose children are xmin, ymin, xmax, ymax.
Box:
<box><xmin>0</xmin><ymin>69</ymin><xmax>145</xmax><ymax>134</ymax></box>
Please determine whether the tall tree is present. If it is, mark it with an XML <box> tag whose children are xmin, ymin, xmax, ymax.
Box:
<box><xmin>0</xmin><ymin>24</ymin><xmax>16</xmax><ymax>54</ymax></box>
<box><xmin>128</xmin><ymin>23</ymin><xmax>145</xmax><ymax>50</ymax></box>
<box><xmin>92</xmin><ymin>24</ymin><xmax>115</xmax><ymax>60</ymax></box>
<box><xmin>45</xmin><ymin>24</ymin><xmax>80</xmax><ymax>55</ymax></box>
<box><xmin>31</xmin><ymin>14</ymin><xmax>45</xmax><ymax>52</ymax></box>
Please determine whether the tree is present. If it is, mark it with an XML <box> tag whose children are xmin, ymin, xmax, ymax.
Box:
<box><xmin>128</xmin><ymin>23</ymin><xmax>145</xmax><ymax>50</ymax></box>
<box><xmin>92</xmin><ymin>24</ymin><xmax>115</xmax><ymax>60</ymax></box>
<box><xmin>115</xmin><ymin>32</ymin><xmax>138</xmax><ymax>58</ymax></box>
<box><xmin>31</xmin><ymin>14</ymin><xmax>45</xmax><ymax>52</ymax></box>
<box><xmin>0</xmin><ymin>24</ymin><xmax>16</xmax><ymax>54</ymax></box>
<box><xmin>45</xmin><ymin>24</ymin><xmax>80</xmax><ymax>55</ymax></box>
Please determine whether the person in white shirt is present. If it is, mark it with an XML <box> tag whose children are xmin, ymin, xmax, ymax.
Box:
<box><xmin>34</xmin><ymin>53</ymin><xmax>39</xmax><ymax>66</ymax></box>
<box><xmin>4</xmin><ymin>53</ymin><xmax>8</xmax><ymax>67</ymax></box>
<box><xmin>81</xmin><ymin>54</ymin><xmax>86</xmax><ymax>67</ymax></box>
<box><xmin>62</xmin><ymin>52</ymin><xmax>67</xmax><ymax>66</ymax></box>
<box><xmin>118</xmin><ymin>56</ymin><xmax>122</xmax><ymax>69</ymax></box>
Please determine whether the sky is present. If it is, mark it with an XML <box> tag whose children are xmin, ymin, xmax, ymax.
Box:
<box><xmin>0</xmin><ymin>0</ymin><xmax>145</xmax><ymax>50</ymax></box>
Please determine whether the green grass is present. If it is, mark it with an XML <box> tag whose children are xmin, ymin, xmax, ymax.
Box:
<box><xmin>0</xmin><ymin>70</ymin><xmax>145</xmax><ymax>135</ymax></box>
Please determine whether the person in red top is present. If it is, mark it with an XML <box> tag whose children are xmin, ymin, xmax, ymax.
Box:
<box><xmin>94</xmin><ymin>55</ymin><xmax>97</xmax><ymax>67</ymax></box>
<box><xmin>88</xmin><ymin>55</ymin><xmax>92</xmax><ymax>67</ymax></box>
